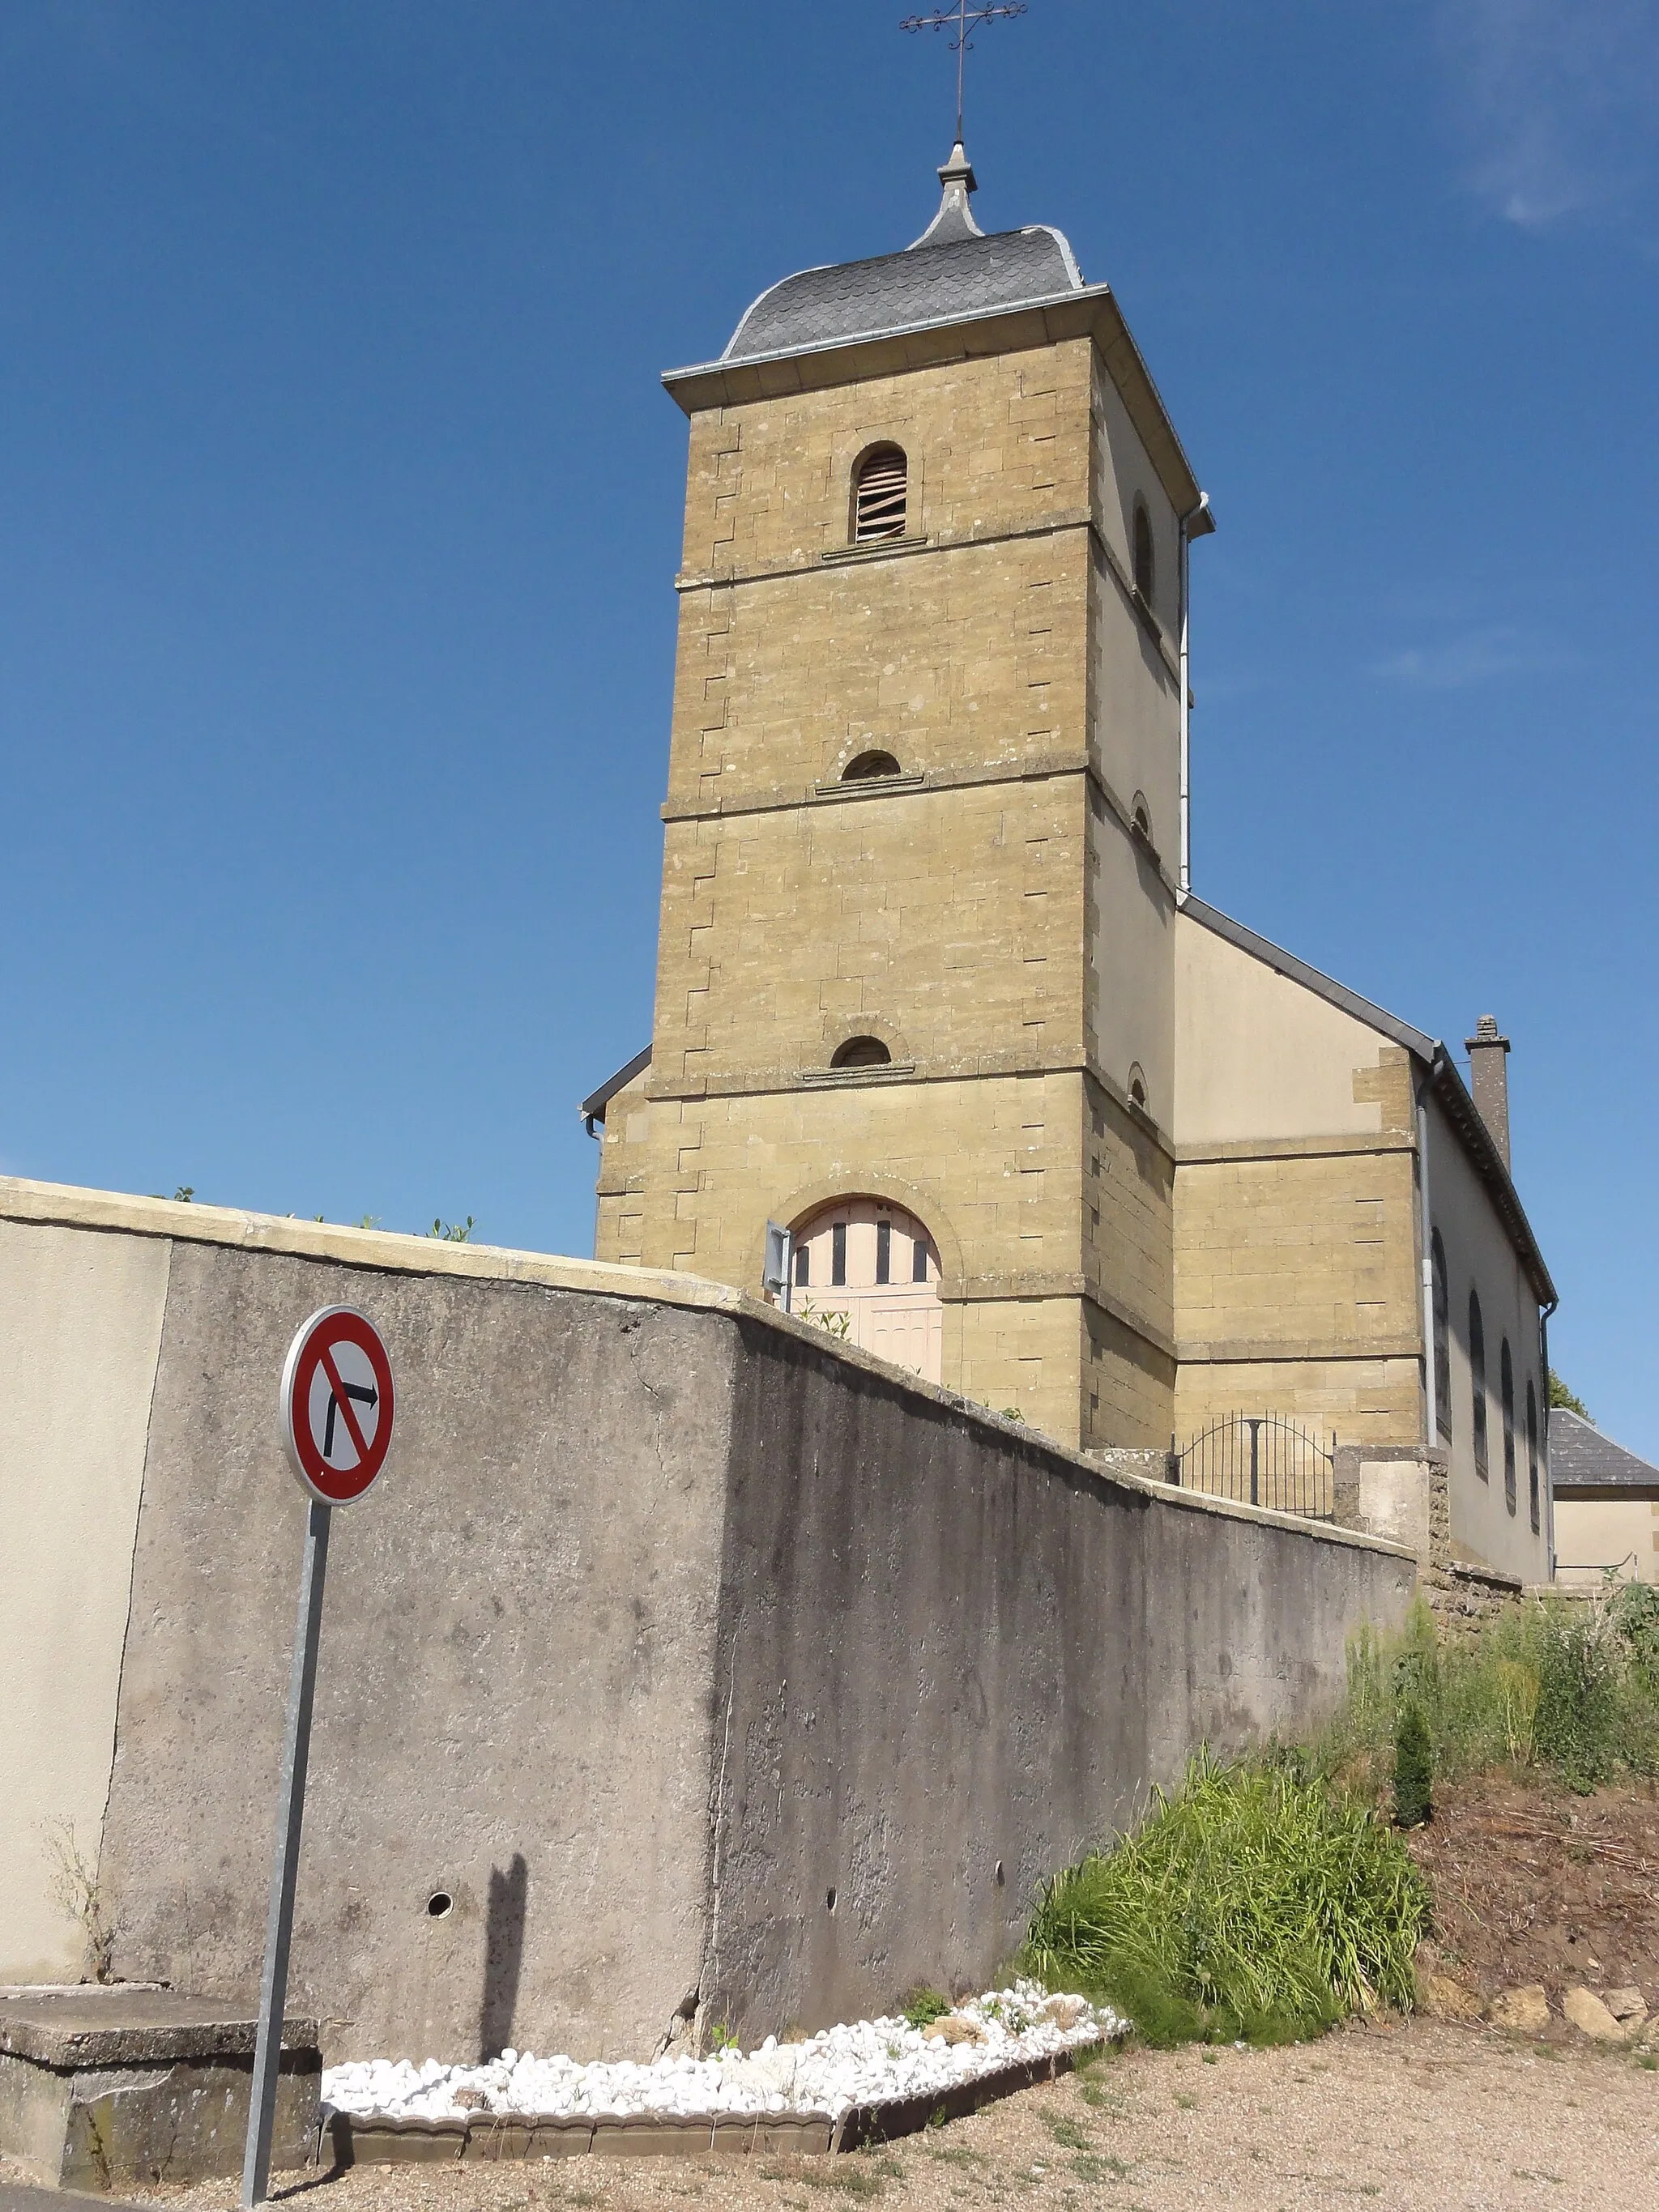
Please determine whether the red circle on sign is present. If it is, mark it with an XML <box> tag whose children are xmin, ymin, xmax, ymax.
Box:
<box><xmin>279</xmin><ymin>1306</ymin><xmax>395</xmax><ymax>1505</ymax></box>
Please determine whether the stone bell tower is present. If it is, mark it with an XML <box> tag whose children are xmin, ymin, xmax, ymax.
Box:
<box><xmin>587</xmin><ymin>144</ymin><xmax>1212</xmax><ymax>1450</ymax></box>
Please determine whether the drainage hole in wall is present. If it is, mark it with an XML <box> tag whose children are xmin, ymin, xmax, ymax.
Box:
<box><xmin>427</xmin><ymin>1892</ymin><xmax>454</xmax><ymax>1919</ymax></box>
<box><xmin>995</xmin><ymin>1860</ymin><xmax>1004</xmax><ymax>1887</ymax></box>
<box><xmin>825</xmin><ymin>1887</ymin><xmax>837</xmax><ymax>1915</ymax></box>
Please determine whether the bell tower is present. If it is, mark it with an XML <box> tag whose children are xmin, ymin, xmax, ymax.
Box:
<box><xmin>589</xmin><ymin>148</ymin><xmax>1212</xmax><ymax>1450</ymax></box>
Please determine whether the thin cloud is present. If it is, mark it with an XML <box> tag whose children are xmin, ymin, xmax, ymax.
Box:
<box><xmin>1370</xmin><ymin>624</ymin><xmax>1571</xmax><ymax>688</ymax></box>
<box><xmin>1438</xmin><ymin>0</ymin><xmax>1659</xmax><ymax>228</ymax></box>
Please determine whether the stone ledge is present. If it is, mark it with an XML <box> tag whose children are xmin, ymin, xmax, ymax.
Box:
<box><xmin>1448</xmin><ymin>1558</ymin><xmax>1525</xmax><ymax>1596</ymax></box>
<box><xmin>0</xmin><ymin>1989</ymin><xmax>318</xmax><ymax>2069</ymax></box>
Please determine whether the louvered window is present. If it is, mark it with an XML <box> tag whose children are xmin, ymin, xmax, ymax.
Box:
<box><xmin>854</xmin><ymin>447</ymin><xmax>907</xmax><ymax>543</ymax></box>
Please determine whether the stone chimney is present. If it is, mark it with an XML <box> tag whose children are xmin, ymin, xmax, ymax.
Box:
<box><xmin>1465</xmin><ymin>1014</ymin><xmax>1512</xmax><ymax>1170</ymax></box>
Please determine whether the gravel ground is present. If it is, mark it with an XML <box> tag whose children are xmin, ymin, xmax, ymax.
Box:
<box><xmin>98</xmin><ymin>2019</ymin><xmax>1657</xmax><ymax>2212</ymax></box>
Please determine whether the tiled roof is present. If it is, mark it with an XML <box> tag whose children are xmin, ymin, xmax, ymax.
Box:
<box><xmin>723</xmin><ymin>228</ymin><xmax>1082</xmax><ymax>364</ymax></box>
<box><xmin>1550</xmin><ymin>1408</ymin><xmax>1659</xmax><ymax>1493</ymax></box>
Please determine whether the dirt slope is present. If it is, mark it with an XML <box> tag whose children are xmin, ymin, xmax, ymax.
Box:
<box><xmin>1407</xmin><ymin>1774</ymin><xmax>1659</xmax><ymax>2031</ymax></box>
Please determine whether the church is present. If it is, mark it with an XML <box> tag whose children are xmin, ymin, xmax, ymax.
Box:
<box><xmin>582</xmin><ymin>142</ymin><xmax>1556</xmax><ymax>1590</ymax></box>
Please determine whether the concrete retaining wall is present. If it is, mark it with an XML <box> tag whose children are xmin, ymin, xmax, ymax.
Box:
<box><xmin>0</xmin><ymin>1179</ymin><xmax>1414</xmax><ymax>2065</ymax></box>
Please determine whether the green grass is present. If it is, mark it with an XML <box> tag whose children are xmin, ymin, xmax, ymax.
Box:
<box><xmin>1021</xmin><ymin>1750</ymin><xmax>1428</xmax><ymax>2047</ymax></box>
<box><xmin>1319</xmin><ymin>1587</ymin><xmax>1659</xmax><ymax>1796</ymax></box>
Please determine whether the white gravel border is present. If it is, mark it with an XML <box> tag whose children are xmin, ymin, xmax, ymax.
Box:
<box><xmin>324</xmin><ymin>1983</ymin><xmax>1125</xmax><ymax>2128</ymax></box>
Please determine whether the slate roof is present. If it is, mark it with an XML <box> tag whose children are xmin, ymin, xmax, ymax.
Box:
<box><xmin>1549</xmin><ymin>1408</ymin><xmax>1659</xmax><ymax>1494</ymax></box>
<box><xmin>723</xmin><ymin>224</ymin><xmax>1084</xmax><ymax>364</ymax></box>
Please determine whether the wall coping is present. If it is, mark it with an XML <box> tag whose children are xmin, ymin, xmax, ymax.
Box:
<box><xmin>0</xmin><ymin>1174</ymin><xmax>1414</xmax><ymax>1566</ymax></box>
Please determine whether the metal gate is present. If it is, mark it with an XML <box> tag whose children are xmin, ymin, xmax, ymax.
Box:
<box><xmin>1168</xmin><ymin>1414</ymin><xmax>1336</xmax><ymax>1522</ymax></box>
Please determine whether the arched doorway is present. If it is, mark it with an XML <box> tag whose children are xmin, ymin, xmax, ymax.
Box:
<box><xmin>790</xmin><ymin>1196</ymin><xmax>943</xmax><ymax>1384</ymax></box>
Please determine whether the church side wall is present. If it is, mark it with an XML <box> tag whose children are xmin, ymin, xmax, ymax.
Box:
<box><xmin>1426</xmin><ymin>1090</ymin><xmax>1550</xmax><ymax>1585</ymax></box>
<box><xmin>705</xmin><ymin>1313</ymin><xmax>1415</xmax><ymax>2044</ymax></box>
<box><xmin>1171</xmin><ymin>918</ymin><xmax>1423</xmax><ymax>1446</ymax></box>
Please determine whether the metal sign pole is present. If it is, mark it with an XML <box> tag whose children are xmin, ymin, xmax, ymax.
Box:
<box><xmin>242</xmin><ymin>1497</ymin><xmax>332</xmax><ymax>2209</ymax></box>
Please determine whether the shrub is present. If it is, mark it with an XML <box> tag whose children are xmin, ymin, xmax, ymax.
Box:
<box><xmin>1533</xmin><ymin>1611</ymin><xmax>1620</xmax><ymax>1791</ymax></box>
<box><xmin>1318</xmin><ymin>1594</ymin><xmax>1659</xmax><ymax>1797</ymax></box>
<box><xmin>1393</xmin><ymin>1704</ymin><xmax>1433</xmax><ymax>1828</ymax></box>
<box><xmin>1021</xmin><ymin>1753</ymin><xmax>1428</xmax><ymax>2047</ymax></box>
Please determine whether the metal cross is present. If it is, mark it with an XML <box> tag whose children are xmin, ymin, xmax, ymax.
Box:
<box><xmin>901</xmin><ymin>0</ymin><xmax>1028</xmax><ymax>144</ymax></box>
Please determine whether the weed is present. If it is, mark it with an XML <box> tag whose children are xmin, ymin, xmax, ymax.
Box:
<box><xmin>1174</xmin><ymin>2093</ymin><xmax>1196</xmax><ymax>2110</ymax></box>
<box><xmin>1201</xmin><ymin>2051</ymin><xmax>1219</xmax><ymax>2065</ymax></box>
<box><xmin>1022</xmin><ymin>1752</ymin><xmax>1427</xmax><ymax>2045</ymax></box>
<box><xmin>801</xmin><ymin>2166</ymin><xmax>885</xmax><ymax>2199</ymax></box>
<box><xmin>708</xmin><ymin>2021</ymin><xmax>739</xmax><ymax>2054</ymax></box>
<box><xmin>429</xmin><ymin>1215</ymin><xmax>476</xmax><ymax>1242</ymax></box>
<box><xmin>41</xmin><ymin>1819</ymin><xmax>117</xmax><ymax>1982</ymax></box>
<box><xmin>927</xmin><ymin>2146</ymin><xmax>984</xmax><ymax>2169</ymax></box>
<box><xmin>1320</xmin><ymin>1595</ymin><xmax>1659</xmax><ymax>1795</ymax></box>
<box><xmin>796</xmin><ymin>1298</ymin><xmax>852</xmax><ymax>1340</ymax></box>
<box><xmin>1044</xmin><ymin>2116</ymin><xmax>1089</xmax><ymax>2150</ymax></box>
<box><xmin>1072</xmin><ymin>2152</ymin><xmax>1132</xmax><ymax>2181</ymax></box>
<box><xmin>900</xmin><ymin>1986</ymin><xmax>951</xmax><ymax>2030</ymax></box>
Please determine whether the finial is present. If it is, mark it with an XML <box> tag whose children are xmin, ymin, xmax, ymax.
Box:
<box><xmin>909</xmin><ymin>138</ymin><xmax>984</xmax><ymax>249</ymax></box>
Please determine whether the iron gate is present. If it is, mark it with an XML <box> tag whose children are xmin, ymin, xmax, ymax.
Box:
<box><xmin>1167</xmin><ymin>1414</ymin><xmax>1336</xmax><ymax>1522</ymax></box>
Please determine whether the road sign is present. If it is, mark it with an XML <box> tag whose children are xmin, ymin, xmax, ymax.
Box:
<box><xmin>279</xmin><ymin>1306</ymin><xmax>394</xmax><ymax>1505</ymax></box>
<box><xmin>245</xmin><ymin>1308</ymin><xmax>396</xmax><ymax>2206</ymax></box>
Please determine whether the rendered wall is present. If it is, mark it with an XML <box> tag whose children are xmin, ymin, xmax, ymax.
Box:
<box><xmin>0</xmin><ymin>1219</ymin><xmax>169</xmax><ymax>1982</ymax></box>
<box><xmin>706</xmin><ymin>1315</ymin><xmax>1414</xmax><ymax>2039</ymax></box>
<box><xmin>1426</xmin><ymin>1089</ymin><xmax>1550</xmax><ymax>1586</ymax></box>
<box><xmin>0</xmin><ymin>1180</ymin><xmax>1413</xmax><ymax>2064</ymax></box>
<box><xmin>1554</xmin><ymin>1496</ymin><xmax>1659</xmax><ymax>1584</ymax></box>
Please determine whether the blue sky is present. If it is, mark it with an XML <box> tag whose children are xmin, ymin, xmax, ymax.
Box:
<box><xmin>2</xmin><ymin>3</ymin><xmax>1655</xmax><ymax>1453</ymax></box>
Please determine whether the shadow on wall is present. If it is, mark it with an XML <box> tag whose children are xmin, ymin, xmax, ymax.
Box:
<box><xmin>480</xmin><ymin>1852</ymin><xmax>527</xmax><ymax>2061</ymax></box>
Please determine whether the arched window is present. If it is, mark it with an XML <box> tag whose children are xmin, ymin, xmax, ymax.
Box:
<box><xmin>1469</xmin><ymin>1289</ymin><xmax>1488</xmax><ymax>1481</ymax></box>
<box><xmin>830</xmin><ymin>1035</ymin><xmax>891</xmax><ymax>1070</ymax></box>
<box><xmin>853</xmin><ymin>446</ymin><xmax>907</xmax><ymax>544</ymax></box>
<box><xmin>1128</xmin><ymin>1063</ymin><xmax>1148</xmax><ymax>1110</ymax></box>
<box><xmin>1131</xmin><ymin>791</ymin><xmax>1152</xmax><ymax>840</ymax></box>
<box><xmin>1501</xmin><ymin>1339</ymin><xmax>1516</xmax><ymax>1515</ymax></box>
<box><xmin>1431</xmin><ymin>1230</ymin><xmax>1450</xmax><ymax>1440</ymax></box>
<box><xmin>791</xmin><ymin>1196</ymin><xmax>943</xmax><ymax>1383</ymax></box>
<box><xmin>842</xmin><ymin>750</ymin><xmax>902</xmax><ymax>782</ymax></box>
<box><xmin>1526</xmin><ymin>1379</ymin><xmax>1540</xmax><ymax>1534</ymax></box>
<box><xmin>1132</xmin><ymin>500</ymin><xmax>1154</xmax><ymax>604</ymax></box>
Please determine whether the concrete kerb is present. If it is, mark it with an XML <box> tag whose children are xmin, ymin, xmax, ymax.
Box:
<box><xmin>0</xmin><ymin>1174</ymin><xmax>1415</xmax><ymax>1571</ymax></box>
<box><xmin>321</xmin><ymin>2044</ymin><xmax>1086</xmax><ymax>2169</ymax></box>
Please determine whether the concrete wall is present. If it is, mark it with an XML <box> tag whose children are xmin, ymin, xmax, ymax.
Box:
<box><xmin>1</xmin><ymin>1178</ymin><xmax>1413</xmax><ymax>2064</ymax></box>
<box><xmin>706</xmin><ymin>1318</ymin><xmax>1412</xmax><ymax>2037</ymax></box>
<box><xmin>0</xmin><ymin>1219</ymin><xmax>169</xmax><ymax>1981</ymax></box>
